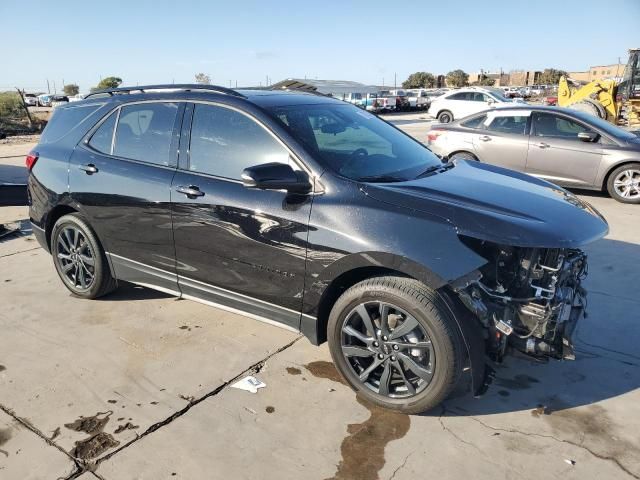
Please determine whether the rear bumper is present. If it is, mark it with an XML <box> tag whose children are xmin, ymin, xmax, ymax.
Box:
<box><xmin>32</xmin><ymin>221</ymin><xmax>48</xmax><ymax>252</ymax></box>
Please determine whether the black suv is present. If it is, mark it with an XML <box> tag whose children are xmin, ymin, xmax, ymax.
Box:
<box><xmin>28</xmin><ymin>84</ymin><xmax>608</xmax><ymax>413</ymax></box>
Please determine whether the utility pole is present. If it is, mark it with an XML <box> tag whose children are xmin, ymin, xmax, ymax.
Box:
<box><xmin>394</xmin><ymin>73</ymin><xmax>396</xmax><ymax>89</ymax></box>
<box><xmin>46</xmin><ymin>79</ymin><xmax>50</xmax><ymax>94</ymax></box>
<box><xmin>53</xmin><ymin>80</ymin><xmax>57</xmax><ymax>94</ymax></box>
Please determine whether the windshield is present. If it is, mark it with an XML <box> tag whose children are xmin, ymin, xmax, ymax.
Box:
<box><xmin>266</xmin><ymin>103</ymin><xmax>442</xmax><ymax>181</ymax></box>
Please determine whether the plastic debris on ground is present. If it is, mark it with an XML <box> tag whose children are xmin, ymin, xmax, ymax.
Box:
<box><xmin>230</xmin><ymin>376</ymin><xmax>266</xmax><ymax>394</ymax></box>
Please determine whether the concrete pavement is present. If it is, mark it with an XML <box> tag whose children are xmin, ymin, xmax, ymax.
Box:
<box><xmin>1</xmin><ymin>127</ymin><xmax>639</xmax><ymax>479</ymax></box>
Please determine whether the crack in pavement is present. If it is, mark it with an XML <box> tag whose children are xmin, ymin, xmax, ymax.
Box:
<box><xmin>0</xmin><ymin>403</ymin><xmax>84</xmax><ymax>479</ymax></box>
<box><xmin>588</xmin><ymin>290</ymin><xmax>640</xmax><ymax>306</ymax></box>
<box><xmin>467</xmin><ymin>415</ymin><xmax>639</xmax><ymax>479</ymax></box>
<box><xmin>438</xmin><ymin>406</ymin><xmax>528</xmax><ymax>478</ymax></box>
<box><xmin>0</xmin><ymin>246</ymin><xmax>40</xmax><ymax>259</ymax></box>
<box><xmin>91</xmin><ymin>336</ymin><xmax>302</xmax><ymax>472</ymax></box>
<box><xmin>437</xmin><ymin>406</ymin><xmax>481</xmax><ymax>454</ymax></box>
<box><xmin>387</xmin><ymin>451</ymin><xmax>414</xmax><ymax>480</ymax></box>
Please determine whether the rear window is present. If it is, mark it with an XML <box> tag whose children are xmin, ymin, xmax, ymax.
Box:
<box><xmin>40</xmin><ymin>104</ymin><xmax>102</xmax><ymax>144</ymax></box>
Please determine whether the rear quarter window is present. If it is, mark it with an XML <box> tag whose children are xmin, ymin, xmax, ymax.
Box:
<box><xmin>40</xmin><ymin>104</ymin><xmax>103</xmax><ymax>144</ymax></box>
<box><xmin>461</xmin><ymin>115</ymin><xmax>487</xmax><ymax>128</ymax></box>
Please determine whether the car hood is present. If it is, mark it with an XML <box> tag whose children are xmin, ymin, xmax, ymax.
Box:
<box><xmin>362</xmin><ymin>160</ymin><xmax>609</xmax><ymax>248</ymax></box>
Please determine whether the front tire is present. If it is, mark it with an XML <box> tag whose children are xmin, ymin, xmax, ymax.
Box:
<box><xmin>327</xmin><ymin>276</ymin><xmax>464</xmax><ymax>414</ymax></box>
<box><xmin>606</xmin><ymin>163</ymin><xmax>640</xmax><ymax>204</ymax></box>
<box><xmin>51</xmin><ymin>213</ymin><xmax>117</xmax><ymax>299</ymax></box>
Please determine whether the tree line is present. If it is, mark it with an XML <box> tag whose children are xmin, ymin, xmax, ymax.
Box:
<box><xmin>402</xmin><ymin>68</ymin><xmax>568</xmax><ymax>89</ymax></box>
<box><xmin>62</xmin><ymin>68</ymin><xmax>571</xmax><ymax>96</ymax></box>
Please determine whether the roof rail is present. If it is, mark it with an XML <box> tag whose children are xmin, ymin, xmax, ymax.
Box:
<box><xmin>84</xmin><ymin>84</ymin><xmax>246</xmax><ymax>99</ymax></box>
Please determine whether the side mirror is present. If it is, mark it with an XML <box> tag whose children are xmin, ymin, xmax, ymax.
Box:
<box><xmin>487</xmin><ymin>98</ymin><xmax>495</xmax><ymax>106</ymax></box>
<box><xmin>578</xmin><ymin>131</ymin><xmax>599</xmax><ymax>142</ymax></box>
<box><xmin>242</xmin><ymin>162</ymin><xmax>312</xmax><ymax>194</ymax></box>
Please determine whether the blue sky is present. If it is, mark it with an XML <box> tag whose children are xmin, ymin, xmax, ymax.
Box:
<box><xmin>2</xmin><ymin>0</ymin><xmax>639</xmax><ymax>93</ymax></box>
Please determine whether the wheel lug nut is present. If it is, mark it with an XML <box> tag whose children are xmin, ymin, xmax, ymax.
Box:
<box><xmin>378</xmin><ymin>354</ymin><xmax>384</xmax><ymax>360</ymax></box>
<box><xmin>382</xmin><ymin>336</ymin><xmax>388</xmax><ymax>341</ymax></box>
<box><xmin>391</xmin><ymin>356</ymin><xmax>397</xmax><ymax>361</ymax></box>
<box><xmin>373</xmin><ymin>341</ymin><xmax>379</xmax><ymax>347</ymax></box>
<box><xmin>393</xmin><ymin>345</ymin><xmax>399</xmax><ymax>350</ymax></box>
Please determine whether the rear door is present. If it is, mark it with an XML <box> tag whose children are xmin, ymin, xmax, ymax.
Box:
<box><xmin>170</xmin><ymin>102</ymin><xmax>312</xmax><ymax>329</ymax></box>
<box><xmin>69</xmin><ymin>101</ymin><xmax>184</xmax><ymax>292</ymax></box>
<box><xmin>472</xmin><ymin>110</ymin><xmax>531</xmax><ymax>171</ymax></box>
<box><xmin>525</xmin><ymin>111</ymin><xmax>603</xmax><ymax>187</ymax></box>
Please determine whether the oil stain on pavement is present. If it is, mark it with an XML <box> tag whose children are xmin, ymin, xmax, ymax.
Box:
<box><xmin>64</xmin><ymin>411</ymin><xmax>120</xmax><ymax>460</ymax></box>
<box><xmin>305</xmin><ymin>361</ymin><xmax>411</xmax><ymax>480</ymax></box>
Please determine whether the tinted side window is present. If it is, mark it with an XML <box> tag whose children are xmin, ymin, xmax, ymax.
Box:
<box><xmin>189</xmin><ymin>104</ymin><xmax>289</xmax><ymax>180</ymax></box>
<box><xmin>486</xmin><ymin>115</ymin><xmax>528</xmax><ymax>135</ymax></box>
<box><xmin>448</xmin><ymin>93</ymin><xmax>466</xmax><ymax>100</ymax></box>
<box><xmin>532</xmin><ymin>113</ymin><xmax>589</xmax><ymax>139</ymax></box>
<box><xmin>461</xmin><ymin>115</ymin><xmax>487</xmax><ymax>129</ymax></box>
<box><xmin>113</xmin><ymin>102</ymin><xmax>179</xmax><ymax>166</ymax></box>
<box><xmin>40</xmin><ymin>104</ymin><xmax>102</xmax><ymax>144</ymax></box>
<box><xmin>88</xmin><ymin>112</ymin><xmax>116</xmax><ymax>154</ymax></box>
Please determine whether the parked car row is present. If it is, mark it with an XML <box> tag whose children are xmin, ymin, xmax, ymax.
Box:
<box><xmin>499</xmin><ymin>84</ymin><xmax>557</xmax><ymax>99</ymax></box>
<box><xmin>337</xmin><ymin>87</ymin><xmax>452</xmax><ymax>113</ymax></box>
<box><xmin>20</xmin><ymin>93</ymin><xmax>78</xmax><ymax>107</ymax></box>
<box><xmin>426</xmin><ymin>105</ymin><xmax>640</xmax><ymax>203</ymax></box>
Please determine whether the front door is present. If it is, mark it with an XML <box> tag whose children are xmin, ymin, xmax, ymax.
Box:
<box><xmin>525</xmin><ymin>111</ymin><xmax>603</xmax><ymax>187</ymax></box>
<box><xmin>472</xmin><ymin>110</ymin><xmax>531</xmax><ymax>171</ymax></box>
<box><xmin>69</xmin><ymin>101</ymin><xmax>183</xmax><ymax>291</ymax></box>
<box><xmin>171</xmin><ymin>102</ymin><xmax>312</xmax><ymax>329</ymax></box>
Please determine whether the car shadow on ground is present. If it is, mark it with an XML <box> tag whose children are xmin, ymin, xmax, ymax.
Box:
<box><xmin>426</xmin><ymin>237</ymin><xmax>640</xmax><ymax>417</ymax></box>
<box><xmin>97</xmin><ymin>282</ymin><xmax>173</xmax><ymax>302</ymax></box>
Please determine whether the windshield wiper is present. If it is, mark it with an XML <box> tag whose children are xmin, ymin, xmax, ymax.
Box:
<box><xmin>415</xmin><ymin>162</ymin><xmax>454</xmax><ymax>179</ymax></box>
<box><xmin>358</xmin><ymin>174</ymin><xmax>407</xmax><ymax>183</ymax></box>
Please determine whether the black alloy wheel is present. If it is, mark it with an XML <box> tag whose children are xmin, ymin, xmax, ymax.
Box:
<box><xmin>51</xmin><ymin>213</ymin><xmax>117</xmax><ymax>299</ymax></box>
<box><xmin>328</xmin><ymin>276</ymin><xmax>463</xmax><ymax>414</ymax></box>
<box><xmin>340</xmin><ymin>301</ymin><xmax>435</xmax><ymax>398</ymax></box>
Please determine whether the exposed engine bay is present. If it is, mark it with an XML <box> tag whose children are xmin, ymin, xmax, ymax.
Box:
<box><xmin>455</xmin><ymin>237</ymin><xmax>588</xmax><ymax>363</ymax></box>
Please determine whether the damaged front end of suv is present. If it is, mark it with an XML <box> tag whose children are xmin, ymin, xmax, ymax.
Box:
<box><xmin>454</xmin><ymin>239</ymin><xmax>588</xmax><ymax>364</ymax></box>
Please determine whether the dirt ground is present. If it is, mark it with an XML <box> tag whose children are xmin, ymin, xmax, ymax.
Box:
<box><xmin>1</xmin><ymin>119</ymin><xmax>639</xmax><ymax>480</ymax></box>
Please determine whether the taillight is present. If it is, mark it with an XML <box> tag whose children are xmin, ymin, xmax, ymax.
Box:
<box><xmin>25</xmin><ymin>151</ymin><xmax>39</xmax><ymax>171</ymax></box>
<box><xmin>427</xmin><ymin>130</ymin><xmax>443</xmax><ymax>142</ymax></box>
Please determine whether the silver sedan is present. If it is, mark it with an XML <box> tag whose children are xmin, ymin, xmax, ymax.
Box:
<box><xmin>426</xmin><ymin>105</ymin><xmax>640</xmax><ymax>203</ymax></box>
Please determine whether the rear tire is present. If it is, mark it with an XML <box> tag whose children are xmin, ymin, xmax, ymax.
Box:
<box><xmin>449</xmin><ymin>152</ymin><xmax>478</xmax><ymax>162</ymax></box>
<box><xmin>51</xmin><ymin>213</ymin><xmax>117</xmax><ymax>299</ymax></box>
<box><xmin>606</xmin><ymin>163</ymin><xmax>640</xmax><ymax>204</ymax></box>
<box><xmin>437</xmin><ymin>110</ymin><xmax>453</xmax><ymax>123</ymax></box>
<box><xmin>327</xmin><ymin>276</ymin><xmax>464</xmax><ymax>414</ymax></box>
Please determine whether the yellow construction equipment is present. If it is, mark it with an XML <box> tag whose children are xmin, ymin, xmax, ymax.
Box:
<box><xmin>558</xmin><ymin>48</ymin><xmax>640</xmax><ymax>127</ymax></box>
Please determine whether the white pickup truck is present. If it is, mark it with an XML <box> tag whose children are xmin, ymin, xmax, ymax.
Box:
<box><xmin>405</xmin><ymin>89</ymin><xmax>431</xmax><ymax>110</ymax></box>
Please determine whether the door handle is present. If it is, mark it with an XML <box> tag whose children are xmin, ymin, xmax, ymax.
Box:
<box><xmin>478</xmin><ymin>135</ymin><xmax>491</xmax><ymax>142</ymax></box>
<box><xmin>176</xmin><ymin>185</ymin><xmax>205</xmax><ymax>198</ymax></box>
<box><xmin>79</xmin><ymin>164</ymin><xmax>98</xmax><ymax>174</ymax></box>
<box><xmin>536</xmin><ymin>142</ymin><xmax>550</xmax><ymax>149</ymax></box>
